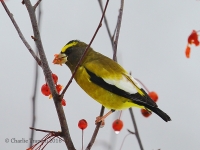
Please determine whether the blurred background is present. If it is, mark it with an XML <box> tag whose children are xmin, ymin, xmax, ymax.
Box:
<box><xmin>1</xmin><ymin>0</ymin><xmax>200</xmax><ymax>149</ymax></box>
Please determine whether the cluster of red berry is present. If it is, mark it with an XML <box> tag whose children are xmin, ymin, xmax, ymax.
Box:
<box><xmin>41</xmin><ymin>73</ymin><xmax>66</xmax><ymax>106</ymax></box>
<box><xmin>141</xmin><ymin>91</ymin><xmax>158</xmax><ymax>117</ymax></box>
<box><xmin>185</xmin><ymin>30</ymin><xmax>199</xmax><ymax>58</ymax></box>
<box><xmin>78</xmin><ymin>118</ymin><xmax>123</xmax><ymax>135</ymax></box>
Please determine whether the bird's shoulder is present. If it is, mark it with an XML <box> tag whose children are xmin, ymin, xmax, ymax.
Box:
<box><xmin>82</xmin><ymin>50</ymin><xmax>127</xmax><ymax>79</ymax></box>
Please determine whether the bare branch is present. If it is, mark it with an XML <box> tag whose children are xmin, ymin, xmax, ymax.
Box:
<box><xmin>129</xmin><ymin>108</ymin><xmax>144</xmax><ymax>150</ymax></box>
<box><xmin>31</xmin><ymin>35</ymin><xmax>37</xmax><ymax>41</ymax></box>
<box><xmin>30</xmin><ymin>127</ymin><xmax>58</xmax><ymax>133</ymax></box>
<box><xmin>29</xmin><ymin>4</ymin><xmax>42</xmax><ymax>147</ymax></box>
<box><xmin>127</xmin><ymin>129</ymin><xmax>135</xmax><ymax>134</ymax></box>
<box><xmin>98</xmin><ymin>0</ymin><xmax>114</xmax><ymax>51</ymax></box>
<box><xmin>61</xmin><ymin>0</ymin><xmax>110</xmax><ymax>97</ymax></box>
<box><xmin>1</xmin><ymin>1</ymin><xmax>42</xmax><ymax>67</ymax></box>
<box><xmin>33</xmin><ymin>0</ymin><xmax>42</xmax><ymax>11</ymax></box>
<box><xmin>113</xmin><ymin>0</ymin><xmax>124</xmax><ymax>61</ymax></box>
<box><xmin>86</xmin><ymin>106</ymin><xmax>105</xmax><ymax>150</ymax></box>
<box><xmin>22</xmin><ymin>0</ymin><xmax>75</xmax><ymax>149</ymax></box>
<box><xmin>29</xmin><ymin>51</ymin><xmax>39</xmax><ymax>147</ymax></box>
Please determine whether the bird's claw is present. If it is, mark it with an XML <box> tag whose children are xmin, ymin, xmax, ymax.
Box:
<box><xmin>95</xmin><ymin>116</ymin><xmax>105</xmax><ymax>128</ymax></box>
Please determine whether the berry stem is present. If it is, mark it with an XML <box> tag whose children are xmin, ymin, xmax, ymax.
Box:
<box><xmin>135</xmin><ymin>78</ymin><xmax>150</xmax><ymax>93</ymax></box>
<box><xmin>118</xmin><ymin>110</ymin><xmax>122</xmax><ymax>120</ymax></box>
<box><xmin>82</xmin><ymin>130</ymin><xmax>84</xmax><ymax>150</ymax></box>
<box><xmin>119</xmin><ymin>134</ymin><xmax>132</xmax><ymax>150</ymax></box>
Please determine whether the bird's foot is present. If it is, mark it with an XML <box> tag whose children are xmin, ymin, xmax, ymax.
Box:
<box><xmin>95</xmin><ymin>116</ymin><xmax>105</xmax><ymax>128</ymax></box>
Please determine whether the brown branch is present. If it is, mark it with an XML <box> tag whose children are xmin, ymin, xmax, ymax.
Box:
<box><xmin>22</xmin><ymin>0</ymin><xmax>75</xmax><ymax>149</ymax></box>
<box><xmin>127</xmin><ymin>129</ymin><xmax>135</xmax><ymax>134</ymax></box>
<box><xmin>86</xmin><ymin>106</ymin><xmax>105</xmax><ymax>150</ymax></box>
<box><xmin>61</xmin><ymin>0</ymin><xmax>110</xmax><ymax>97</ymax></box>
<box><xmin>29</xmin><ymin>4</ymin><xmax>42</xmax><ymax>148</ymax></box>
<box><xmin>30</xmin><ymin>127</ymin><xmax>58</xmax><ymax>133</ymax></box>
<box><xmin>98</xmin><ymin>0</ymin><xmax>114</xmax><ymax>51</ymax></box>
<box><xmin>113</xmin><ymin>0</ymin><xmax>124</xmax><ymax>61</ymax></box>
<box><xmin>29</xmin><ymin>51</ymin><xmax>39</xmax><ymax>148</ymax></box>
<box><xmin>1</xmin><ymin>1</ymin><xmax>42</xmax><ymax>67</ymax></box>
<box><xmin>129</xmin><ymin>108</ymin><xmax>144</xmax><ymax>150</ymax></box>
<box><xmin>33</xmin><ymin>0</ymin><xmax>42</xmax><ymax>11</ymax></box>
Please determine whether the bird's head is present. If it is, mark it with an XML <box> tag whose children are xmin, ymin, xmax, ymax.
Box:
<box><xmin>53</xmin><ymin>40</ymin><xmax>87</xmax><ymax>69</ymax></box>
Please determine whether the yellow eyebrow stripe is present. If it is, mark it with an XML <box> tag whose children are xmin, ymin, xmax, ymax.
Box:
<box><xmin>61</xmin><ymin>41</ymin><xmax>78</xmax><ymax>53</ymax></box>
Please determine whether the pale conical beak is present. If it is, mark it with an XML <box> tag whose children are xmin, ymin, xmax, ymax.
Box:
<box><xmin>53</xmin><ymin>53</ymin><xmax>67</xmax><ymax>66</ymax></box>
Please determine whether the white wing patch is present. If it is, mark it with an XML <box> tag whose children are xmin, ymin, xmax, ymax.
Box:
<box><xmin>103</xmin><ymin>74</ymin><xmax>142</xmax><ymax>94</ymax></box>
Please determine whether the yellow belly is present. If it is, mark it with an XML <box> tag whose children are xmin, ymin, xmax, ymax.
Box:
<box><xmin>74</xmin><ymin>67</ymin><xmax>144</xmax><ymax>110</ymax></box>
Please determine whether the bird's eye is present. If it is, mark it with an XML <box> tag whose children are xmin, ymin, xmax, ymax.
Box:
<box><xmin>65</xmin><ymin>48</ymin><xmax>73</xmax><ymax>55</ymax></box>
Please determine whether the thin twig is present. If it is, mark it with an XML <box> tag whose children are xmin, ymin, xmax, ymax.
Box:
<box><xmin>118</xmin><ymin>110</ymin><xmax>122</xmax><ymax>119</ymax></box>
<box><xmin>82</xmin><ymin>130</ymin><xmax>84</xmax><ymax>150</ymax></box>
<box><xmin>98</xmin><ymin>0</ymin><xmax>114</xmax><ymax>51</ymax></box>
<box><xmin>30</xmin><ymin>127</ymin><xmax>58</xmax><ymax>133</ymax></box>
<box><xmin>129</xmin><ymin>108</ymin><xmax>144</xmax><ymax>150</ymax></box>
<box><xmin>41</xmin><ymin>136</ymin><xmax>56</xmax><ymax>149</ymax></box>
<box><xmin>29</xmin><ymin>3</ymin><xmax>42</xmax><ymax>147</ymax></box>
<box><xmin>28</xmin><ymin>134</ymin><xmax>51</xmax><ymax>150</ymax></box>
<box><xmin>119</xmin><ymin>134</ymin><xmax>132</xmax><ymax>150</ymax></box>
<box><xmin>28</xmin><ymin>128</ymin><xmax>64</xmax><ymax>150</ymax></box>
<box><xmin>23</xmin><ymin>0</ymin><xmax>75</xmax><ymax>149</ymax></box>
<box><xmin>33</xmin><ymin>0</ymin><xmax>42</xmax><ymax>11</ymax></box>
<box><xmin>1</xmin><ymin>1</ymin><xmax>42</xmax><ymax>67</ymax></box>
<box><xmin>127</xmin><ymin>129</ymin><xmax>135</xmax><ymax>134</ymax></box>
<box><xmin>29</xmin><ymin>51</ymin><xmax>39</xmax><ymax>147</ymax></box>
<box><xmin>135</xmin><ymin>78</ymin><xmax>150</xmax><ymax>93</ymax></box>
<box><xmin>113</xmin><ymin>0</ymin><xmax>124</xmax><ymax>61</ymax></box>
<box><xmin>61</xmin><ymin>0</ymin><xmax>110</xmax><ymax>97</ymax></box>
<box><xmin>93</xmin><ymin>140</ymin><xmax>112</xmax><ymax>150</ymax></box>
<box><xmin>86</xmin><ymin>106</ymin><xmax>105</xmax><ymax>150</ymax></box>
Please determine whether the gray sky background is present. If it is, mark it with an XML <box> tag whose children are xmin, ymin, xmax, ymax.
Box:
<box><xmin>1</xmin><ymin>0</ymin><xmax>200</xmax><ymax>150</ymax></box>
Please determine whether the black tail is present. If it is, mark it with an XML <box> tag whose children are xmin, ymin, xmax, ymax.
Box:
<box><xmin>148</xmin><ymin>106</ymin><xmax>171</xmax><ymax>122</ymax></box>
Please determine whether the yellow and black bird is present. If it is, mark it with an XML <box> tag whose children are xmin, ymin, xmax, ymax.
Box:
<box><xmin>53</xmin><ymin>40</ymin><xmax>171</xmax><ymax>122</ymax></box>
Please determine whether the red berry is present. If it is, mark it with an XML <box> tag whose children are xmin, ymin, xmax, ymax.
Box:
<box><xmin>52</xmin><ymin>73</ymin><xmax>58</xmax><ymax>84</ymax></box>
<box><xmin>194</xmin><ymin>40</ymin><xmax>200</xmax><ymax>46</ymax></box>
<box><xmin>188</xmin><ymin>30</ymin><xmax>199</xmax><ymax>45</ymax></box>
<box><xmin>78</xmin><ymin>119</ymin><xmax>88</xmax><ymax>130</ymax></box>
<box><xmin>61</xmin><ymin>99</ymin><xmax>66</xmax><ymax>106</ymax></box>
<box><xmin>56</xmin><ymin>84</ymin><xmax>62</xmax><ymax>94</ymax></box>
<box><xmin>141</xmin><ymin>109</ymin><xmax>151</xmax><ymax>118</ymax></box>
<box><xmin>41</xmin><ymin>84</ymin><xmax>51</xmax><ymax>96</ymax></box>
<box><xmin>112</xmin><ymin>119</ymin><xmax>123</xmax><ymax>133</ymax></box>
<box><xmin>148</xmin><ymin>91</ymin><xmax>158</xmax><ymax>102</ymax></box>
<box><xmin>185</xmin><ymin>45</ymin><xmax>191</xmax><ymax>58</ymax></box>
